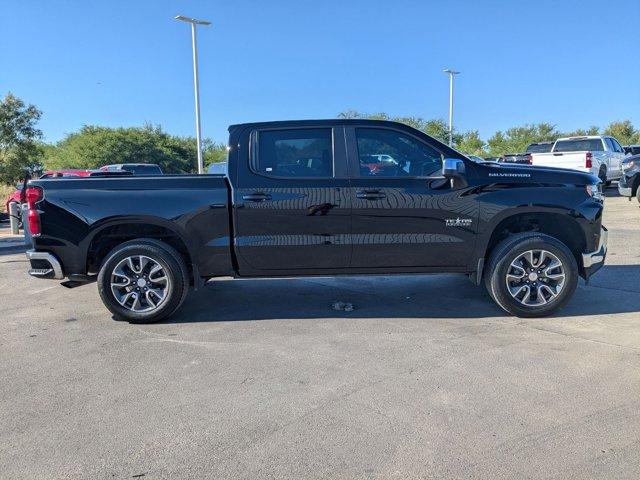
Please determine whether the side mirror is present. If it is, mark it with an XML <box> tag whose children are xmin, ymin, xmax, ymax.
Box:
<box><xmin>442</xmin><ymin>158</ymin><xmax>465</xmax><ymax>178</ymax></box>
<box><xmin>442</xmin><ymin>158</ymin><xmax>467</xmax><ymax>188</ymax></box>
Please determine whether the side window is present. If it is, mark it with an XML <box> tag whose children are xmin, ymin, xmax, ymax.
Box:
<box><xmin>611</xmin><ymin>138</ymin><xmax>623</xmax><ymax>153</ymax></box>
<box><xmin>256</xmin><ymin>128</ymin><xmax>333</xmax><ymax>178</ymax></box>
<box><xmin>355</xmin><ymin>128</ymin><xmax>443</xmax><ymax>177</ymax></box>
<box><xmin>604</xmin><ymin>138</ymin><xmax>615</xmax><ymax>151</ymax></box>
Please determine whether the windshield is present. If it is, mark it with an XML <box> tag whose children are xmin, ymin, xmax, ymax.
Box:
<box><xmin>554</xmin><ymin>139</ymin><xmax>604</xmax><ymax>152</ymax></box>
<box><xmin>526</xmin><ymin>143</ymin><xmax>553</xmax><ymax>153</ymax></box>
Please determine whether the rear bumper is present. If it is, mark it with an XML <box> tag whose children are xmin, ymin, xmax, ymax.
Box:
<box><xmin>618</xmin><ymin>173</ymin><xmax>636</xmax><ymax>197</ymax></box>
<box><xmin>26</xmin><ymin>250</ymin><xmax>64</xmax><ymax>279</ymax></box>
<box><xmin>581</xmin><ymin>227</ymin><xmax>607</xmax><ymax>278</ymax></box>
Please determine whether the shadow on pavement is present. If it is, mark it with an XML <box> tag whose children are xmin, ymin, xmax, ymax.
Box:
<box><xmin>166</xmin><ymin>264</ymin><xmax>640</xmax><ymax>324</ymax></box>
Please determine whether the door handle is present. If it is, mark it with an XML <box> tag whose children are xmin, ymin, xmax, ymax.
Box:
<box><xmin>356</xmin><ymin>189</ymin><xmax>386</xmax><ymax>200</ymax></box>
<box><xmin>242</xmin><ymin>192</ymin><xmax>272</xmax><ymax>202</ymax></box>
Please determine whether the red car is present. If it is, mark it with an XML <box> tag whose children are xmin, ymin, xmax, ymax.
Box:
<box><xmin>4</xmin><ymin>170</ymin><xmax>94</xmax><ymax>223</ymax></box>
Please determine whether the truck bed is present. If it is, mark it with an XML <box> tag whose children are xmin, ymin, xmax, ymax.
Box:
<box><xmin>28</xmin><ymin>174</ymin><xmax>234</xmax><ymax>279</ymax></box>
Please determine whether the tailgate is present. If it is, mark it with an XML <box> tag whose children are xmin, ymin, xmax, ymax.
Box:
<box><xmin>531</xmin><ymin>152</ymin><xmax>589</xmax><ymax>171</ymax></box>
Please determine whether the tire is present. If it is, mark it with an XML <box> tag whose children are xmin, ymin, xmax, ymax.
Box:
<box><xmin>484</xmin><ymin>233</ymin><xmax>579</xmax><ymax>318</ymax></box>
<box><xmin>636</xmin><ymin>185</ymin><xmax>640</xmax><ymax>204</ymax></box>
<box><xmin>598</xmin><ymin>167</ymin><xmax>609</xmax><ymax>187</ymax></box>
<box><xmin>97</xmin><ymin>239</ymin><xmax>190</xmax><ymax>323</ymax></box>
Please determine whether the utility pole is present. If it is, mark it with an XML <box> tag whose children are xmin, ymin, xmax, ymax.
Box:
<box><xmin>443</xmin><ymin>69</ymin><xmax>460</xmax><ymax>147</ymax></box>
<box><xmin>175</xmin><ymin>15</ymin><xmax>211</xmax><ymax>174</ymax></box>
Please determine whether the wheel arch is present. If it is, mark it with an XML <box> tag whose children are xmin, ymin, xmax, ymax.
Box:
<box><xmin>83</xmin><ymin>217</ymin><xmax>198</xmax><ymax>285</ymax></box>
<box><xmin>478</xmin><ymin>211</ymin><xmax>587</xmax><ymax>278</ymax></box>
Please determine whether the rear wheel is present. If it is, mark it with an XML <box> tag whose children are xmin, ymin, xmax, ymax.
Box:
<box><xmin>97</xmin><ymin>239</ymin><xmax>189</xmax><ymax>323</ymax></box>
<box><xmin>484</xmin><ymin>233</ymin><xmax>579</xmax><ymax>317</ymax></box>
<box><xmin>598</xmin><ymin>167</ymin><xmax>610</xmax><ymax>187</ymax></box>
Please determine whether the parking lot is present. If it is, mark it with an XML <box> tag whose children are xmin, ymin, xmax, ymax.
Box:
<box><xmin>0</xmin><ymin>191</ymin><xmax>638</xmax><ymax>479</ymax></box>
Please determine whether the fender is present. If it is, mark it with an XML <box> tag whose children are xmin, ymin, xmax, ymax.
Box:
<box><xmin>80</xmin><ymin>215</ymin><xmax>197</xmax><ymax>271</ymax></box>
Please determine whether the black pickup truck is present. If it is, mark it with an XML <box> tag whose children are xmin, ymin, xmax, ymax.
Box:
<box><xmin>23</xmin><ymin>119</ymin><xmax>608</xmax><ymax>322</ymax></box>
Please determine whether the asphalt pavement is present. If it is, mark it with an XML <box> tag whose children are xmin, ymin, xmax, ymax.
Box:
<box><xmin>0</xmin><ymin>191</ymin><xmax>638</xmax><ymax>479</ymax></box>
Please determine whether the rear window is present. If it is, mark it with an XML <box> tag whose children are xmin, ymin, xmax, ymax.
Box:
<box><xmin>255</xmin><ymin>128</ymin><xmax>333</xmax><ymax>178</ymax></box>
<box><xmin>554</xmin><ymin>139</ymin><xmax>604</xmax><ymax>152</ymax></box>
<box><xmin>526</xmin><ymin>143</ymin><xmax>553</xmax><ymax>153</ymax></box>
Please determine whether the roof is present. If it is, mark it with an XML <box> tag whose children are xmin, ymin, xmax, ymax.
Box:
<box><xmin>229</xmin><ymin>118</ymin><xmax>424</xmax><ymax>131</ymax></box>
<box><xmin>555</xmin><ymin>135</ymin><xmax>605</xmax><ymax>141</ymax></box>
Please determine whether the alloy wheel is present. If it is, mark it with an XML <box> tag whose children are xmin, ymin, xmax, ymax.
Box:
<box><xmin>110</xmin><ymin>255</ymin><xmax>171</xmax><ymax>312</ymax></box>
<box><xmin>505</xmin><ymin>249</ymin><xmax>566</xmax><ymax>307</ymax></box>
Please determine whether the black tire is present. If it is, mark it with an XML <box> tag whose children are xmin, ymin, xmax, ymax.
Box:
<box><xmin>484</xmin><ymin>233</ymin><xmax>579</xmax><ymax>318</ymax></box>
<box><xmin>97</xmin><ymin>239</ymin><xmax>189</xmax><ymax>323</ymax></box>
<box><xmin>598</xmin><ymin>167</ymin><xmax>609</xmax><ymax>187</ymax></box>
<box><xmin>636</xmin><ymin>185</ymin><xmax>640</xmax><ymax>204</ymax></box>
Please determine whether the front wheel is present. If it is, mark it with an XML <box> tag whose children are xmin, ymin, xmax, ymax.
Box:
<box><xmin>484</xmin><ymin>233</ymin><xmax>579</xmax><ymax>317</ymax></box>
<box><xmin>97</xmin><ymin>239</ymin><xmax>189</xmax><ymax>323</ymax></box>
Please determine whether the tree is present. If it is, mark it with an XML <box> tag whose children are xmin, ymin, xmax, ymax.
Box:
<box><xmin>487</xmin><ymin>123</ymin><xmax>560</xmax><ymax>156</ymax></box>
<box><xmin>602</xmin><ymin>120</ymin><xmax>638</xmax><ymax>146</ymax></box>
<box><xmin>203</xmin><ymin>142</ymin><xmax>228</xmax><ymax>168</ymax></box>
<box><xmin>563</xmin><ymin>125</ymin><xmax>599</xmax><ymax>137</ymax></box>
<box><xmin>44</xmin><ymin>125</ymin><xmax>200</xmax><ymax>173</ymax></box>
<box><xmin>0</xmin><ymin>93</ymin><xmax>43</xmax><ymax>184</ymax></box>
<box><xmin>456</xmin><ymin>130</ymin><xmax>486</xmax><ymax>155</ymax></box>
<box><xmin>338</xmin><ymin>110</ymin><xmax>461</xmax><ymax>145</ymax></box>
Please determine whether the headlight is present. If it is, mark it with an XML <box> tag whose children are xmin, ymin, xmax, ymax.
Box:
<box><xmin>622</xmin><ymin>160</ymin><xmax>636</xmax><ymax>172</ymax></box>
<box><xmin>586</xmin><ymin>183</ymin><xmax>603</xmax><ymax>201</ymax></box>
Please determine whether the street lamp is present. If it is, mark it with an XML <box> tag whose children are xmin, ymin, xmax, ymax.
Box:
<box><xmin>443</xmin><ymin>69</ymin><xmax>460</xmax><ymax>147</ymax></box>
<box><xmin>175</xmin><ymin>15</ymin><xmax>211</xmax><ymax>174</ymax></box>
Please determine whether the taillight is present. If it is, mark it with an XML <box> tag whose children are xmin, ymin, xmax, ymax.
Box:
<box><xmin>585</xmin><ymin>152</ymin><xmax>592</xmax><ymax>169</ymax></box>
<box><xmin>526</xmin><ymin>154</ymin><xmax>532</xmax><ymax>165</ymax></box>
<box><xmin>25</xmin><ymin>186</ymin><xmax>43</xmax><ymax>236</ymax></box>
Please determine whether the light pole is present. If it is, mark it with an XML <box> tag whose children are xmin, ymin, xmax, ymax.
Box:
<box><xmin>443</xmin><ymin>69</ymin><xmax>460</xmax><ymax>147</ymax></box>
<box><xmin>175</xmin><ymin>15</ymin><xmax>211</xmax><ymax>174</ymax></box>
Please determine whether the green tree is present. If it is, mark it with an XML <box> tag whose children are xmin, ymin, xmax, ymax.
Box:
<box><xmin>203</xmin><ymin>141</ymin><xmax>228</xmax><ymax>168</ymax></box>
<box><xmin>0</xmin><ymin>93</ymin><xmax>43</xmax><ymax>184</ymax></box>
<box><xmin>563</xmin><ymin>125</ymin><xmax>600</xmax><ymax>137</ymax></box>
<box><xmin>456</xmin><ymin>130</ymin><xmax>486</xmax><ymax>156</ymax></box>
<box><xmin>487</xmin><ymin>123</ymin><xmax>560</xmax><ymax>156</ymax></box>
<box><xmin>602</xmin><ymin>120</ymin><xmax>638</xmax><ymax>146</ymax></box>
<box><xmin>338</xmin><ymin>110</ymin><xmax>461</xmax><ymax>145</ymax></box>
<box><xmin>44</xmin><ymin>124</ymin><xmax>201</xmax><ymax>173</ymax></box>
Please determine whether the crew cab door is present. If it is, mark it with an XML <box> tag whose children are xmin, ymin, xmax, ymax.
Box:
<box><xmin>232</xmin><ymin>126</ymin><xmax>351</xmax><ymax>274</ymax></box>
<box><xmin>346</xmin><ymin>126</ymin><xmax>476</xmax><ymax>269</ymax></box>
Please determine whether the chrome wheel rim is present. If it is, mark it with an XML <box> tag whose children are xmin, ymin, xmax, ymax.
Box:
<box><xmin>505</xmin><ymin>249</ymin><xmax>565</xmax><ymax>307</ymax></box>
<box><xmin>110</xmin><ymin>255</ymin><xmax>171</xmax><ymax>312</ymax></box>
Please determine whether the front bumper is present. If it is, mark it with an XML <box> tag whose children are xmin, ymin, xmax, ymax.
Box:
<box><xmin>26</xmin><ymin>250</ymin><xmax>64</xmax><ymax>279</ymax></box>
<box><xmin>581</xmin><ymin>227</ymin><xmax>607</xmax><ymax>278</ymax></box>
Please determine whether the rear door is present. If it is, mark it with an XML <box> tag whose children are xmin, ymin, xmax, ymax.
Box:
<box><xmin>608</xmin><ymin>137</ymin><xmax>625</xmax><ymax>179</ymax></box>
<box><xmin>232</xmin><ymin>126</ymin><xmax>352</xmax><ymax>273</ymax></box>
<box><xmin>346</xmin><ymin>126</ymin><xmax>476</xmax><ymax>269</ymax></box>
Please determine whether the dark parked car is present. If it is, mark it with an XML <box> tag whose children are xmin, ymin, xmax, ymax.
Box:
<box><xmin>499</xmin><ymin>141</ymin><xmax>555</xmax><ymax>165</ymax></box>
<box><xmin>623</xmin><ymin>145</ymin><xmax>640</xmax><ymax>155</ymax></box>
<box><xmin>618</xmin><ymin>154</ymin><xmax>640</xmax><ymax>203</ymax></box>
<box><xmin>23</xmin><ymin>119</ymin><xmax>607</xmax><ymax>322</ymax></box>
<box><xmin>100</xmin><ymin>163</ymin><xmax>163</xmax><ymax>175</ymax></box>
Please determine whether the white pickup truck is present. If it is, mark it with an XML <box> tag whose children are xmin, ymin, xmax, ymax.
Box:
<box><xmin>530</xmin><ymin>136</ymin><xmax>627</xmax><ymax>184</ymax></box>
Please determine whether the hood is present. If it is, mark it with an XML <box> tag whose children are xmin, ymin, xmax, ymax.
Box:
<box><xmin>475</xmin><ymin>161</ymin><xmax>599</xmax><ymax>186</ymax></box>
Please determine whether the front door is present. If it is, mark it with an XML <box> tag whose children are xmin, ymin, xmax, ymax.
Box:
<box><xmin>346</xmin><ymin>126</ymin><xmax>477</xmax><ymax>269</ymax></box>
<box><xmin>233</xmin><ymin>126</ymin><xmax>352</xmax><ymax>273</ymax></box>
